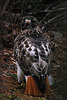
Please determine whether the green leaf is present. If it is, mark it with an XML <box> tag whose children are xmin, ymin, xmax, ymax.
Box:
<box><xmin>6</xmin><ymin>73</ymin><xmax>17</xmax><ymax>78</ymax></box>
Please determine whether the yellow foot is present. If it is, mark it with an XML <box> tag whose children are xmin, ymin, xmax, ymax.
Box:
<box><xmin>21</xmin><ymin>82</ymin><xmax>26</xmax><ymax>88</ymax></box>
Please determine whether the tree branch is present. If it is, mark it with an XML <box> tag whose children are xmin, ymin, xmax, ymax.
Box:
<box><xmin>1</xmin><ymin>0</ymin><xmax>10</xmax><ymax>16</ymax></box>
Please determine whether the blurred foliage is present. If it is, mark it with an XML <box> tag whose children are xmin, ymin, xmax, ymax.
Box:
<box><xmin>7</xmin><ymin>95</ymin><xmax>17</xmax><ymax>100</ymax></box>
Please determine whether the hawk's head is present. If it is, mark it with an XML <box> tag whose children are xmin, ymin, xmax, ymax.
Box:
<box><xmin>21</xmin><ymin>16</ymin><xmax>39</xmax><ymax>30</ymax></box>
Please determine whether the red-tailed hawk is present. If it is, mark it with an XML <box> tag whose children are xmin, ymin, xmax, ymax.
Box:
<box><xmin>14</xmin><ymin>16</ymin><xmax>52</xmax><ymax>96</ymax></box>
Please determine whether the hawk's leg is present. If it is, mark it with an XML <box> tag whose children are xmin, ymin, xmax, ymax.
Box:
<box><xmin>16</xmin><ymin>61</ymin><xmax>25</xmax><ymax>85</ymax></box>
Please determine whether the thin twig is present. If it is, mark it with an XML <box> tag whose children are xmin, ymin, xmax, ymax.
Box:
<box><xmin>47</xmin><ymin>11</ymin><xmax>67</xmax><ymax>24</ymax></box>
<box><xmin>1</xmin><ymin>0</ymin><xmax>10</xmax><ymax>16</ymax></box>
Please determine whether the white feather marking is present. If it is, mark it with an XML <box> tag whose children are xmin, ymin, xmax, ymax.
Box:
<box><xmin>46</xmin><ymin>43</ymin><xmax>49</xmax><ymax>47</ymax></box>
<box><xmin>41</xmin><ymin>43</ymin><xmax>46</xmax><ymax>50</ymax></box>
<box><xmin>19</xmin><ymin>42</ymin><xmax>26</xmax><ymax>49</ymax></box>
<box><xmin>37</xmin><ymin>48</ymin><xmax>41</xmax><ymax>53</ymax></box>
<box><xmin>25</xmin><ymin>76</ymin><xmax>32</xmax><ymax>83</ymax></box>
<box><xmin>19</xmin><ymin>42</ymin><xmax>23</xmax><ymax>46</ymax></box>
<box><xmin>26</xmin><ymin>48</ymin><xmax>29</xmax><ymax>52</ymax></box>
<box><xmin>30</xmin><ymin>50</ymin><xmax>35</xmax><ymax>56</ymax></box>
<box><xmin>46</xmin><ymin>43</ymin><xmax>50</xmax><ymax>54</ymax></box>
<box><xmin>42</xmin><ymin>43</ymin><xmax>50</xmax><ymax>56</ymax></box>
<box><xmin>39</xmin><ymin>56</ymin><xmax>47</xmax><ymax>68</ymax></box>
<box><xmin>27</xmin><ymin>41</ymin><xmax>30</xmax><ymax>44</ymax></box>
<box><xmin>32</xmin><ymin>63</ymin><xmax>38</xmax><ymax>69</ymax></box>
<box><xmin>31</xmin><ymin>46</ymin><xmax>35</xmax><ymax>50</ymax></box>
<box><xmin>29</xmin><ymin>44</ymin><xmax>31</xmax><ymax>47</ymax></box>
<box><xmin>23</xmin><ymin>44</ymin><xmax>26</xmax><ymax>48</ymax></box>
<box><xmin>25</xmin><ymin>76</ymin><xmax>28</xmax><ymax>83</ymax></box>
<box><xmin>41</xmin><ymin>43</ymin><xmax>48</xmax><ymax>56</ymax></box>
<box><xmin>48</xmin><ymin>75</ymin><xmax>54</xmax><ymax>85</ymax></box>
<box><xmin>16</xmin><ymin>61</ymin><xmax>24</xmax><ymax>83</ymax></box>
<box><xmin>29</xmin><ymin>46</ymin><xmax>35</xmax><ymax>56</ymax></box>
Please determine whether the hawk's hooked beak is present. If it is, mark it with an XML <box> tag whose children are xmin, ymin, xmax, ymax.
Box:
<box><xmin>25</xmin><ymin>19</ymin><xmax>31</xmax><ymax>23</ymax></box>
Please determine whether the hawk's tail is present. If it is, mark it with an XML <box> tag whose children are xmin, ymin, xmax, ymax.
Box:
<box><xmin>25</xmin><ymin>76</ymin><xmax>51</xmax><ymax>97</ymax></box>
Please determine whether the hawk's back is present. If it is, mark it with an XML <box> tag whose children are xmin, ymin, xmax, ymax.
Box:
<box><xmin>14</xmin><ymin>28</ymin><xmax>51</xmax><ymax>79</ymax></box>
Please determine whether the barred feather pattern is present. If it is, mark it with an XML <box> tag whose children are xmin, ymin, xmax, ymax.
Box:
<box><xmin>14</xmin><ymin>28</ymin><xmax>51</xmax><ymax>80</ymax></box>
